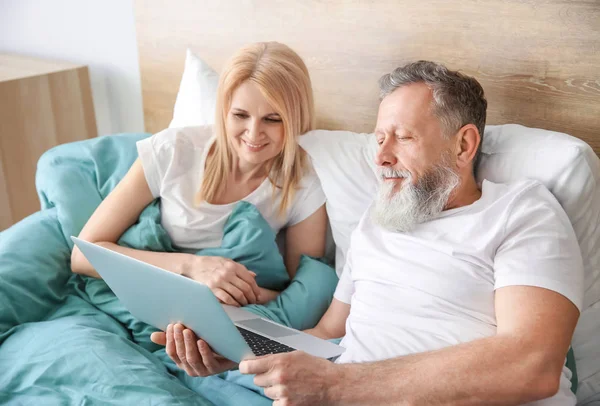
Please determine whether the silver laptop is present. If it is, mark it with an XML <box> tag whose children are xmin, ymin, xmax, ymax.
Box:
<box><xmin>71</xmin><ymin>237</ymin><xmax>344</xmax><ymax>363</ymax></box>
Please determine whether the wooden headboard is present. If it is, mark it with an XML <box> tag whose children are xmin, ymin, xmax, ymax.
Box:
<box><xmin>134</xmin><ymin>0</ymin><xmax>600</xmax><ymax>155</ymax></box>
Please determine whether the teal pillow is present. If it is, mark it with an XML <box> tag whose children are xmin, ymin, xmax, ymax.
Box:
<box><xmin>567</xmin><ymin>346</ymin><xmax>578</xmax><ymax>394</ymax></box>
<box><xmin>201</xmin><ymin>201</ymin><xmax>289</xmax><ymax>291</ymax></box>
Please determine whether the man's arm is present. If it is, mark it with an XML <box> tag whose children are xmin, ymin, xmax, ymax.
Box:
<box><xmin>241</xmin><ymin>285</ymin><xmax>579</xmax><ymax>406</ymax></box>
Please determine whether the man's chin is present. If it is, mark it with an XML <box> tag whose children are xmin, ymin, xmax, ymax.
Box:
<box><xmin>383</xmin><ymin>179</ymin><xmax>407</xmax><ymax>195</ymax></box>
<box><xmin>371</xmin><ymin>212</ymin><xmax>419</xmax><ymax>233</ymax></box>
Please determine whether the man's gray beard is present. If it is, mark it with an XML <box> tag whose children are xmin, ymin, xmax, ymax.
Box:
<box><xmin>370</xmin><ymin>161</ymin><xmax>461</xmax><ymax>233</ymax></box>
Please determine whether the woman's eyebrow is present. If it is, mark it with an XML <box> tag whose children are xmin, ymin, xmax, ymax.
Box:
<box><xmin>231</xmin><ymin>107</ymin><xmax>248</xmax><ymax>113</ymax></box>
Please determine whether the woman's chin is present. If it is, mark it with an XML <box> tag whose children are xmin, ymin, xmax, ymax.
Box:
<box><xmin>239</xmin><ymin>152</ymin><xmax>275</xmax><ymax>166</ymax></box>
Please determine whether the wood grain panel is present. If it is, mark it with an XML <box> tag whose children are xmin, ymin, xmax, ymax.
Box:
<box><xmin>135</xmin><ymin>0</ymin><xmax>600</xmax><ymax>155</ymax></box>
<box><xmin>0</xmin><ymin>58</ymin><xmax>97</xmax><ymax>229</ymax></box>
<box><xmin>0</xmin><ymin>146</ymin><xmax>12</xmax><ymax>230</ymax></box>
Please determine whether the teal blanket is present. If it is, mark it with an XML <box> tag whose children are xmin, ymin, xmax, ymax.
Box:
<box><xmin>0</xmin><ymin>133</ymin><xmax>339</xmax><ymax>405</ymax></box>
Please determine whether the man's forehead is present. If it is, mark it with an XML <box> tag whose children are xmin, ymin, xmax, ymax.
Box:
<box><xmin>376</xmin><ymin>84</ymin><xmax>435</xmax><ymax>133</ymax></box>
<box><xmin>374</xmin><ymin>123</ymin><xmax>416</xmax><ymax>137</ymax></box>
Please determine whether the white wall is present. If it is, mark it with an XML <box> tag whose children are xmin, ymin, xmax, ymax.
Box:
<box><xmin>0</xmin><ymin>0</ymin><xmax>145</xmax><ymax>136</ymax></box>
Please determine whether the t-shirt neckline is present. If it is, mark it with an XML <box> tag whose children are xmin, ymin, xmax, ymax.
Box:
<box><xmin>436</xmin><ymin>179</ymin><xmax>490</xmax><ymax>219</ymax></box>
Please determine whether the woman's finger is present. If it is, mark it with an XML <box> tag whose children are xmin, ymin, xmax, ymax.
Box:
<box><xmin>223</xmin><ymin>283</ymin><xmax>248</xmax><ymax>306</ymax></box>
<box><xmin>231</xmin><ymin>263</ymin><xmax>261</xmax><ymax>298</ymax></box>
<box><xmin>229</xmin><ymin>276</ymin><xmax>257</xmax><ymax>304</ymax></box>
<box><xmin>213</xmin><ymin>288</ymin><xmax>240</xmax><ymax>307</ymax></box>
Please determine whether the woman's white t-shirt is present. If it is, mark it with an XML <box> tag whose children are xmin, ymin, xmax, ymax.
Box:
<box><xmin>136</xmin><ymin>126</ymin><xmax>326</xmax><ymax>250</ymax></box>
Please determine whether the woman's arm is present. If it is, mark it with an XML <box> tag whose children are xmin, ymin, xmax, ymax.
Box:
<box><xmin>71</xmin><ymin>159</ymin><xmax>261</xmax><ymax>306</ymax></box>
<box><xmin>284</xmin><ymin>204</ymin><xmax>328</xmax><ymax>278</ymax></box>
<box><xmin>256</xmin><ymin>287</ymin><xmax>281</xmax><ymax>303</ymax></box>
<box><xmin>304</xmin><ymin>298</ymin><xmax>350</xmax><ymax>339</ymax></box>
<box><xmin>71</xmin><ymin>159</ymin><xmax>175</xmax><ymax>277</ymax></box>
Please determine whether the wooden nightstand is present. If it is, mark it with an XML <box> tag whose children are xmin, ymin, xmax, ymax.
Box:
<box><xmin>0</xmin><ymin>54</ymin><xmax>97</xmax><ymax>230</ymax></box>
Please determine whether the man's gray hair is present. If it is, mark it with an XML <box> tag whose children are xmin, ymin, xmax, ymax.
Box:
<box><xmin>379</xmin><ymin>61</ymin><xmax>487</xmax><ymax>170</ymax></box>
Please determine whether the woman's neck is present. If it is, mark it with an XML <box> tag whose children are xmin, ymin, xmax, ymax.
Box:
<box><xmin>230</xmin><ymin>156</ymin><xmax>269</xmax><ymax>183</ymax></box>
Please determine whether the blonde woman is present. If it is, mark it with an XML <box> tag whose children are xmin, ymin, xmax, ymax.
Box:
<box><xmin>71</xmin><ymin>43</ymin><xmax>327</xmax><ymax>373</ymax></box>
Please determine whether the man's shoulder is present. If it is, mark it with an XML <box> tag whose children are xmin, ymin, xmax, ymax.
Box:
<box><xmin>487</xmin><ymin>179</ymin><xmax>572</xmax><ymax>240</ymax></box>
<box><xmin>483</xmin><ymin>179</ymin><xmax>559</xmax><ymax>213</ymax></box>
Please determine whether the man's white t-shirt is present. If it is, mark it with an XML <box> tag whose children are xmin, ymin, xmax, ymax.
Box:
<box><xmin>136</xmin><ymin>126</ymin><xmax>326</xmax><ymax>250</ymax></box>
<box><xmin>334</xmin><ymin>179</ymin><xmax>584</xmax><ymax>406</ymax></box>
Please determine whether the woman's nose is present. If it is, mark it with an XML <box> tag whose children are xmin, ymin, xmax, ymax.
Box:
<box><xmin>245</xmin><ymin>119</ymin><xmax>261</xmax><ymax>140</ymax></box>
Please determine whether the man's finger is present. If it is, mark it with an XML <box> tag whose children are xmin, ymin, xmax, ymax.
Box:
<box><xmin>239</xmin><ymin>355</ymin><xmax>275</xmax><ymax>375</ymax></box>
<box><xmin>184</xmin><ymin>329</ymin><xmax>205</xmax><ymax>376</ymax></box>
<box><xmin>174</xmin><ymin>324</ymin><xmax>194</xmax><ymax>374</ymax></box>
<box><xmin>151</xmin><ymin>331</ymin><xmax>166</xmax><ymax>346</ymax></box>
<box><xmin>165</xmin><ymin>324</ymin><xmax>181</xmax><ymax>364</ymax></box>
<box><xmin>264</xmin><ymin>384</ymin><xmax>287</xmax><ymax>401</ymax></box>
<box><xmin>198</xmin><ymin>340</ymin><xmax>220</xmax><ymax>373</ymax></box>
<box><xmin>253</xmin><ymin>372</ymin><xmax>276</xmax><ymax>388</ymax></box>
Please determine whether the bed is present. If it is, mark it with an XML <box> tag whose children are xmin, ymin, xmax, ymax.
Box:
<box><xmin>1</xmin><ymin>0</ymin><xmax>599</xmax><ymax>405</ymax></box>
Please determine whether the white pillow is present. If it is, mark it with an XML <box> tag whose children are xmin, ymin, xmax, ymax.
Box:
<box><xmin>298</xmin><ymin>131</ymin><xmax>378</xmax><ymax>275</ymax></box>
<box><xmin>300</xmin><ymin>124</ymin><xmax>600</xmax><ymax>403</ymax></box>
<box><xmin>300</xmin><ymin>125</ymin><xmax>600</xmax><ymax>303</ymax></box>
<box><xmin>169</xmin><ymin>49</ymin><xmax>218</xmax><ymax>128</ymax></box>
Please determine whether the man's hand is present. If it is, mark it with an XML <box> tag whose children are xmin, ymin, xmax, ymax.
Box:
<box><xmin>239</xmin><ymin>351</ymin><xmax>341</xmax><ymax>406</ymax></box>
<box><xmin>151</xmin><ymin>323</ymin><xmax>237</xmax><ymax>377</ymax></box>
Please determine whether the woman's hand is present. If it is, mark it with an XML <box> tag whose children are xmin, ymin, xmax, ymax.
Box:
<box><xmin>182</xmin><ymin>256</ymin><xmax>261</xmax><ymax>306</ymax></box>
<box><xmin>151</xmin><ymin>324</ymin><xmax>237</xmax><ymax>377</ymax></box>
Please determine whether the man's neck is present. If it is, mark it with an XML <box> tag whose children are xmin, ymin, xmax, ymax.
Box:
<box><xmin>445</xmin><ymin>176</ymin><xmax>482</xmax><ymax>210</ymax></box>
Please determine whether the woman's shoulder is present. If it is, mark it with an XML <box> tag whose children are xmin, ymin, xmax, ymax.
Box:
<box><xmin>148</xmin><ymin>125</ymin><xmax>214</xmax><ymax>152</ymax></box>
<box><xmin>297</xmin><ymin>158</ymin><xmax>321</xmax><ymax>190</ymax></box>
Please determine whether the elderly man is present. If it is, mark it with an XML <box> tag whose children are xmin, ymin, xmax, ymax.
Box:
<box><xmin>239</xmin><ymin>61</ymin><xmax>583</xmax><ymax>406</ymax></box>
<box><xmin>155</xmin><ymin>61</ymin><xmax>583</xmax><ymax>405</ymax></box>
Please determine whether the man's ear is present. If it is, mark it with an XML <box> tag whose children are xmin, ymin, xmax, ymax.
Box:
<box><xmin>454</xmin><ymin>124</ymin><xmax>480</xmax><ymax>170</ymax></box>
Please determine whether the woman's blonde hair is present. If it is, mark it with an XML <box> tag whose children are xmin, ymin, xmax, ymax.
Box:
<box><xmin>197</xmin><ymin>42</ymin><xmax>315</xmax><ymax>215</ymax></box>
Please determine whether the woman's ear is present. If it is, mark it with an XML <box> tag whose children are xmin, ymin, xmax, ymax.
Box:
<box><xmin>455</xmin><ymin>124</ymin><xmax>480</xmax><ymax>169</ymax></box>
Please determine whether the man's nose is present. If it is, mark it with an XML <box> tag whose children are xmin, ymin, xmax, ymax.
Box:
<box><xmin>375</xmin><ymin>138</ymin><xmax>397</xmax><ymax>167</ymax></box>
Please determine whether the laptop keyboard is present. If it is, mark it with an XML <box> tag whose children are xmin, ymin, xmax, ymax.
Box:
<box><xmin>237</xmin><ymin>326</ymin><xmax>295</xmax><ymax>356</ymax></box>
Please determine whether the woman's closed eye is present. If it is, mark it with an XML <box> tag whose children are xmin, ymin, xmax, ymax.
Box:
<box><xmin>232</xmin><ymin>113</ymin><xmax>281</xmax><ymax>123</ymax></box>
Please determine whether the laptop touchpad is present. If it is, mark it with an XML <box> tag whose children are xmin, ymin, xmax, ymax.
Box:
<box><xmin>238</xmin><ymin>319</ymin><xmax>299</xmax><ymax>338</ymax></box>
